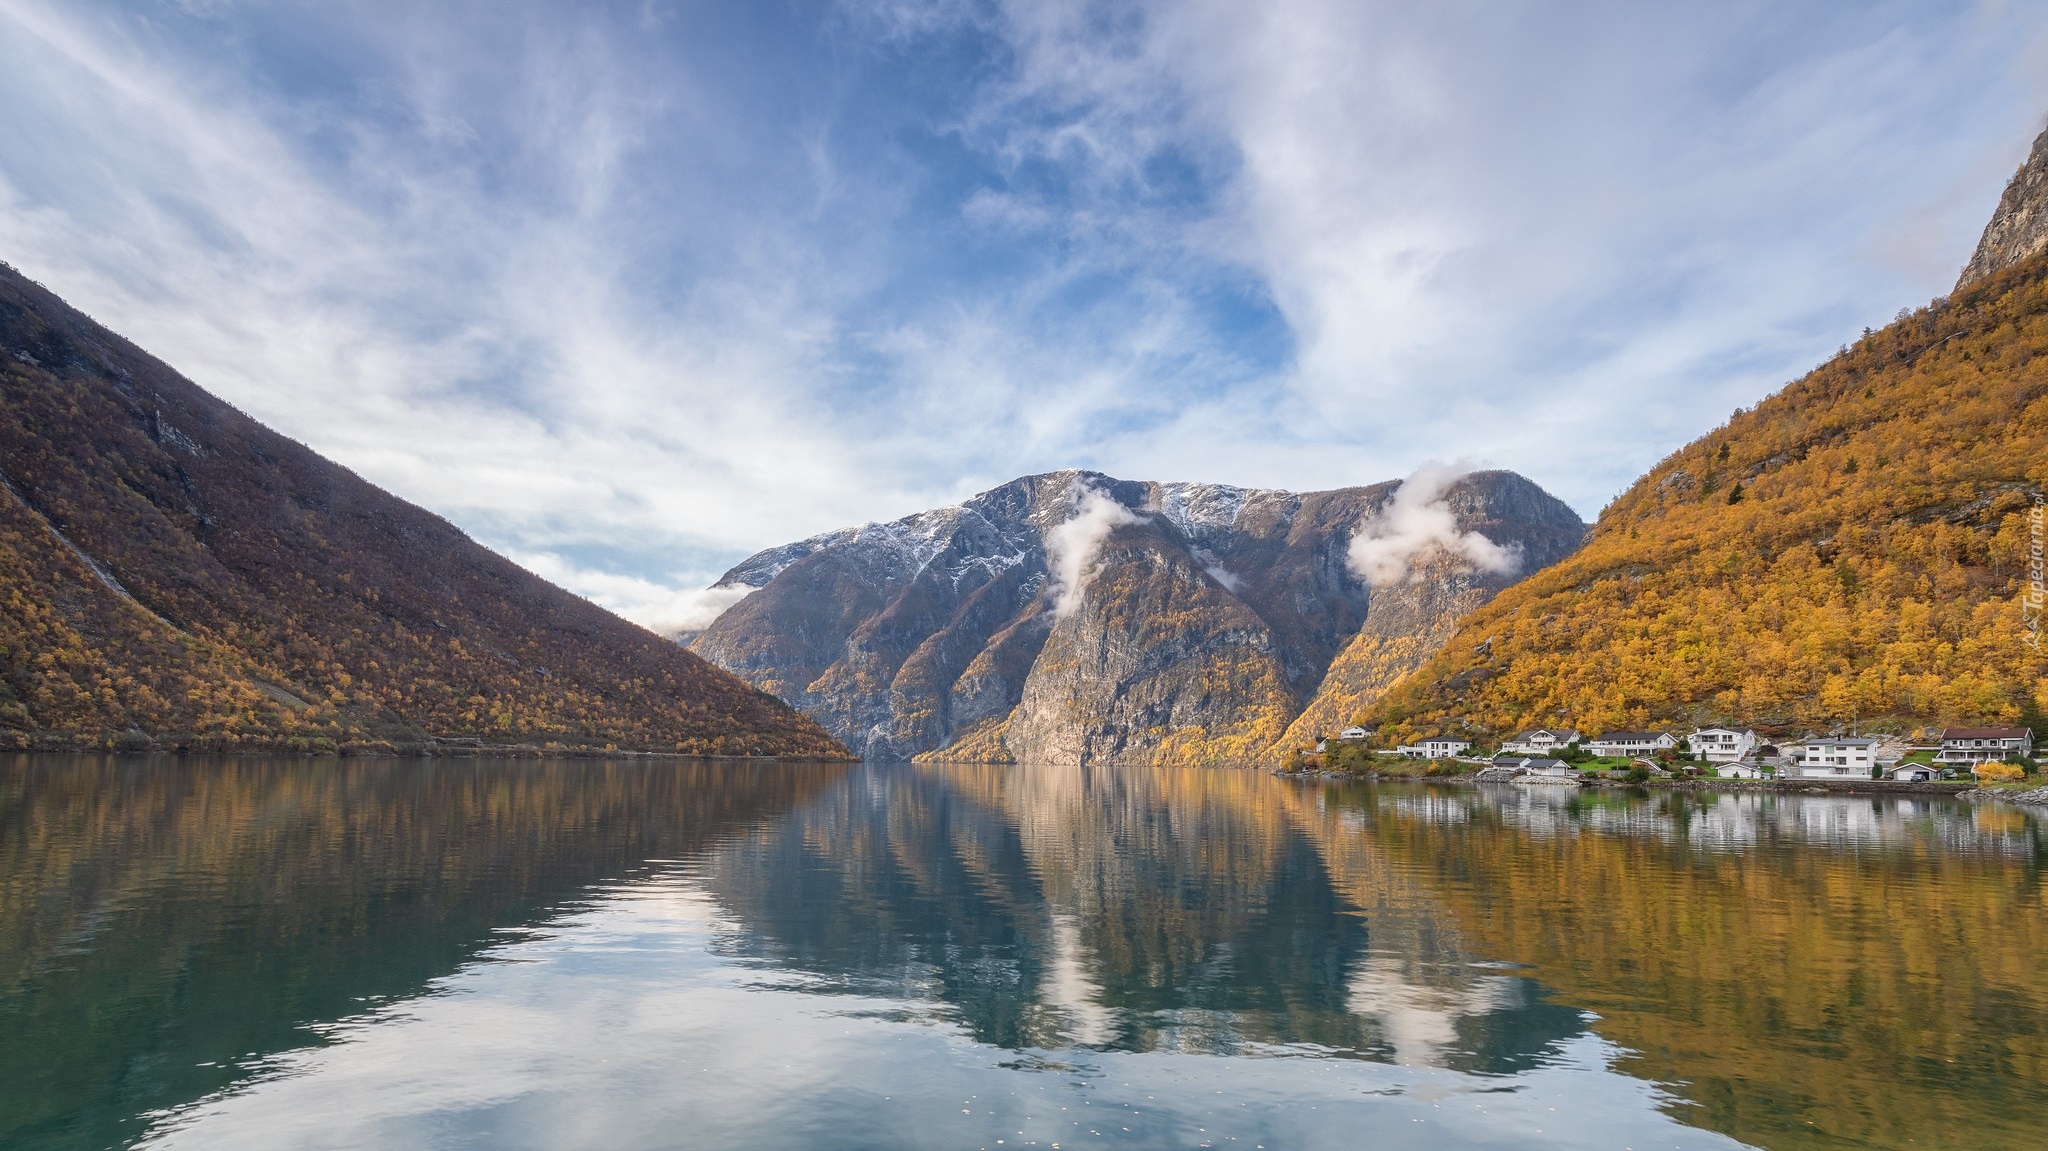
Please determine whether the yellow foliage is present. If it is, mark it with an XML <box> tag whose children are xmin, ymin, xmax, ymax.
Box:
<box><xmin>915</xmin><ymin>715</ymin><xmax>1014</xmax><ymax>764</ymax></box>
<box><xmin>1973</xmin><ymin>762</ymin><xmax>2025</xmax><ymax>782</ymax></box>
<box><xmin>1369</xmin><ymin>252</ymin><xmax>2048</xmax><ymax>738</ymax></box>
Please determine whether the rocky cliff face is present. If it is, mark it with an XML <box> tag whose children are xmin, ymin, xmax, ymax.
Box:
<box><xmin>1958</xmin><ymin>122</ymin><xmax>2048</xmax><ymax>290</ymax></box>
<box><xmin>691</xmin><ymin>469</ymin><xmax>1584</xmax><ymax>763</ymax></box>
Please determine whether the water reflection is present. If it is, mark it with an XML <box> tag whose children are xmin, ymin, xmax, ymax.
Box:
<box><xmin>0</xmin><ymin>754</ymin><xmax>842</xmax><ymax>1151</ymax></box>
<box><xmin>1310</xmin><ymin>780</ymin><xmax>2048</xmax><ymax>1151</ymax></box>
<box><xmin>703</xmin><ymin>763</ymin><xmax>1584</xmax><ymax>1070</ymax></box>
<box><xmin>2</xmin><ymin>757</ymin><xmax>2043</xmax><ymax>1151</ymax></box>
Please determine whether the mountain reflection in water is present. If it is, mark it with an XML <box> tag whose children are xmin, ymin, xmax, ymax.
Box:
<box><xmin>704</xmin><ymin>762</ymin><xmax>1583</xmax><ymax>1072</ymax></box>
<box><xmin>2</xmin><ymin>757</ymin><xmax>2043</xmax><ymax>1151</ymax></box>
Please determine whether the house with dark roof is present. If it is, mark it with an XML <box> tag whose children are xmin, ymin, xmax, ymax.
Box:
<box><xmin>1500</xmin><ymin>728</ymin><xmax>1579</xmax><ymax>755</ymax></box>
<box><xmin>1936</xmin><ymin>727</ymin><xmax>2034</xmax><ymax>766</ymax></box>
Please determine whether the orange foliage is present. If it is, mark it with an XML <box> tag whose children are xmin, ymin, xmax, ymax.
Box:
<box><xmin>1371</xmin><ymin>254</ymin><xmax>2048</xmax><ymax>741</ymax></box>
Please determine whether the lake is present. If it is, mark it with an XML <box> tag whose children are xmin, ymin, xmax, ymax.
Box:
<box><xmin>2</xmin><ymin>756</ymin><xmax>2044</xmax><ymax>1150</ymax></box>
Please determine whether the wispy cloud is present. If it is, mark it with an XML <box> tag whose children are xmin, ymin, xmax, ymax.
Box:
<box><xmin>0</xmin><ymin>0</ymin><xmax>2044</xmax><ymax>629</ymax></box>
<box><xmin>1043</xmin><ymin>480</ymin><xmax>1146</xmax><ymax>619</ymax></box>
<box><xmin>1348</xmin><ymin>462</ymin><xmax>1521</xmax><ymax>587</ymax></box>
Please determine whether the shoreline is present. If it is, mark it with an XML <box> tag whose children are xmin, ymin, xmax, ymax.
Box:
<box><xmin>1275</xmin><ymin>769</ymin><xmax>2006</xmax><ymax>799</ymax></box>
<box><xmin>0</xmin><ymin>743</ymin><xmax>859</xmax><ymax>763</ymax></box>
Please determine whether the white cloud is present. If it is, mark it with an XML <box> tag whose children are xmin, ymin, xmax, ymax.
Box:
<box><xmin>507</xmin><ymin>550</ymin><xmax>757</xmax><ymax>635</ymax></box>
<box><xmin>0</xmin><ymin>0</ymin><xmax>2044</xmax><ymax>620</ymax></box>
<box><xmin>953</xmin><ymin>0</ymin><xmax>2048</xmax><ymax>496</ymax></box>
<box><xmin>1043</xmin><ymin>481</ymin><xmax>1145</xmax><ymax>619</ymax></box>
<box><xmin>1348</xmin><ymin>462</ymin><xmax>1521</xmax><ymax>588</ymax></box>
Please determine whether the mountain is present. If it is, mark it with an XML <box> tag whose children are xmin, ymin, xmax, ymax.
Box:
<box><xmin>1276</xmin><ymin>475</ymin><xmax>1589</xmax><ymax>751</ymax></box>
<box><xmin>1361</xmin><ymin>257</ymin><xmax>2048</xmax><ymax>744</ymax></box>
<box><xmin>0</xmin><ymin>263</ymin><xmax>847</xmax><ymax>757</ymax></box>
<box><xmin>1957</xmin><ymin>122</ymin><xmax>2048</xmax><ymax>290</ymax></box>
<box><xmin>690</xmin><ymin>469</ymin><xmax>1584</xmax><ymax>763</ymax></box>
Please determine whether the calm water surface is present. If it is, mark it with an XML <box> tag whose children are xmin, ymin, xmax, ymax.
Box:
<box><xmin>3</xmin><ymin>756</ymin><xmax>2045</xmax><ymax>1151</ymax></box>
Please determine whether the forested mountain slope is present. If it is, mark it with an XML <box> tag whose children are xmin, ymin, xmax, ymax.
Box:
<box><xmin>0</xmin><ymin>263</ymin><xmax>846</xmax><ymax>756</ymax></box>
<box><xmin>1364</xmin><ymin>253</ymin><xmax>2048</xmax><ymax>744</ymax></box>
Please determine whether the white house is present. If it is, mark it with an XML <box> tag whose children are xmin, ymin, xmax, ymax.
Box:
<box><xmin>1511</xmin><ymin>758</ymin><xmax>1580</xmax><ymax>786</ymax></box>
<box><xmin>1936</xmin><ymin>727</ymin><xmax>2034</xmax><ymax>766</ymax></box>
<box><xmin>1338</xmin><ymin>726</ymin><xmax>1374</xmax><ymax>742</ymax></box>
<box><xmin>1587</xmin><ymin>731</ymin><xmax>1678</xmax><ymax>758</ymax></box>
<box><xmin>1719</xmin><ymin>762</ymin><xmax>1766</xmax><ymax>779</ymax></box>
<box><xmin>1792</xmin><ymin>737</ymin><xmax>1878</xmax><ymax>778</ymax></box>
<box><xmin>1890</xmin><ymin>763</ymin><xmax>1938</xmax><ymax>782</ymax></box>
<box><xmin>1500</xmin><ymin>729</ymin><xmax>1580</xmax><ymax>756</ymax></box>
<box><xmin>1395</xmin><ymin>736</ymin><xmax>1473</xmax><ymax>759</ymax></box>
<box><xmin>1687</xmin><ymin>727</ymin><xmax>1758</xmax><ymax>764</ymax></box>
<box><xmin>1520</xmin><ymin>757</ymin><xmax>1575</xmax><ymax>778</ymax></box>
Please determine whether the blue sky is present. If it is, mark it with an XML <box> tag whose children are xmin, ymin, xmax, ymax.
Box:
<box><xmin>2</xmin><ymin>0</ymin><xmax>2045</xmax><ymax>630</ymax></box>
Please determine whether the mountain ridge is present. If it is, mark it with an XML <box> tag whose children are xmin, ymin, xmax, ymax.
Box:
<box><xmin>0</xmin><ymin>262</ymin><xmax>848</xmax><ymax>757</ymax></box>
<box><xmin>691</xmin><ymin>468</ymin><xmax>1585</xmax><ymax>763</ymax></box>
<box><xmin>1958</xmin><ymin>121</ymin><xmax>2048</xmax><ymax>291</ymax></box>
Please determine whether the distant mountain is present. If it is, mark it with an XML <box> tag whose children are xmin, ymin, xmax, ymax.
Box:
<box><xmin>0</xmin><ymin>263</ymin><xmax>847</xmax><ymax>757</ymax></box>
<box><xmin>1366</xmin><ymin>214</ymin><xmax>2048</xmax><ymax>743</ymax></box>
<box><xmin>691</xmin><ymin>469</ymin><xmax>1584</xmax><ymax>763</ymax></box>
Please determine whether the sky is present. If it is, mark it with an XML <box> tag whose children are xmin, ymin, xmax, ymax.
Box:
<box><xmin>2</xmin><ymin>0</ymin><xmax>2046</xmax><ymax>632</ymax></box>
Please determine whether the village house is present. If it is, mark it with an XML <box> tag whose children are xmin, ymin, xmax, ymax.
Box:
<box><xmin>1499</xmin><ymin>728</ymin><xmax>1580</xmax><ymax>756</ymax></box>
<box><xmin>1480</xmin><ymin>756</ymin><xmax>1576</xmax><ymax>782</ymax></box>
<box><xmin>1395</xmin><ymin>736</ymin><xmax>1473</xmax><ymax>759</ymax></box>
<box><xmin>1687</xmin><ymin>727</ymin><xmax>1758</xmax><ymax>764</ymax></box>
<box><xmin>1719</xmin><ymin>762</ymin><xmax>1766</xmax><ymax>779</ymax></box>
<box><xmin>1792</xmin><ymin>737</ymin><xmax>1877</xmax><ymax>778</ymax></box>
<box><xmin>1935</xmin><ymin>727</ymin><xmax>2035</xmax><ymax>766</ymax></box>
<box><xmin>1587</xmin><ymin>731</ymin><xmax>1678</xmax><ymax>758</ymax></box>
<box><xmin>1512</xmin><ymin>757</ymin><xmax>1579</xmax><ymax>785</ymax></box>
<box><xmin>1338</xmin><ymin>726</ymin><xmax>1374</xmax><ymax>742</ymax></box>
